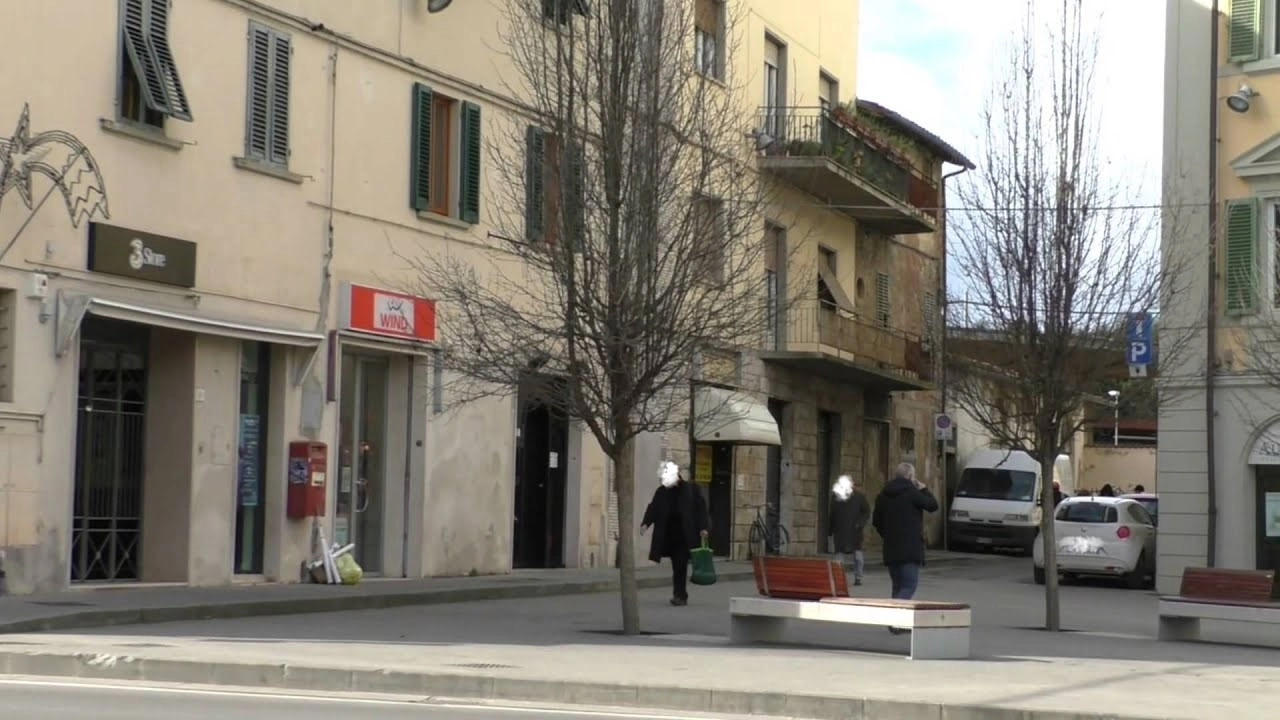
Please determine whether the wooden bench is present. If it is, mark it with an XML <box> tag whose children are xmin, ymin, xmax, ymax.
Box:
<box><xmin>729</xmin><ymin>556</ymin><xmax>972</xmax><ymax>660</ymax></box>
<box><xmin>1157</xmin><ymin>567</ymin><xmax>1280</xmax><ymax>642</ymax></box>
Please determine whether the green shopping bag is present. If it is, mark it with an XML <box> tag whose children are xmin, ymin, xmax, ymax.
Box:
<box><xmin>690</xmin><ymin>537</ymin><xmax>717</xmax><ymax>586</ymax></box>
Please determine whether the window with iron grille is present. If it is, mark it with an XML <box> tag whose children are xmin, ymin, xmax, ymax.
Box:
<box><xmin>923</xmin><ymin>290</ymin><xmax>937</xmax><ymax>340</ymax></box>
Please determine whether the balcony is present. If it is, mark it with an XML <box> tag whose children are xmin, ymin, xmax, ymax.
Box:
<box><xmin>756</xmin><ymin>107</ymin><xmax>939</xmax><ymax>235</ymax></box>
<box><xmin>760</xmin><ymin>302</ymin><xmax>934</xmax><ymax>392</ymax></box>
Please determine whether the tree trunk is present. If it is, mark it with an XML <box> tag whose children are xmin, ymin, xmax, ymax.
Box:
<box><xmin>615</xmin><ymin>435</ymin><xmax>641</xmax><ymax>635</ymax></box>
<box><xmin>1038</xmin><ymin>452</ymin><xmax>1060</xmax><ymax>631</ymax></box>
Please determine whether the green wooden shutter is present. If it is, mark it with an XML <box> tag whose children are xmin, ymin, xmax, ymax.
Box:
<box><xmin>525</xmin><ymin>126</ymin><xmax>545</xmax><ymax>242</ymax></box>
<box><xmin>1225</xmin><ymin>199</ymin><xmax>1259</xmax><ymax>316</ymax></box>
<box><xmin>146</xmin><ymin>0</ymin><xmax>192</xmax><ymax>120</ymax></box>
<box><xmin>123</xmin><ymin>0</ymin><xmax>169</xmax><ymax>114</ymax></box>
<box><xmin>246</xmin><ymin>23</ymin><xmax>272</xmax><ymax>160</ymax></box>
<box><xmin>268</xmin><ymin>32</ymin><xmax>291</xmax><ymax>165</ymax></box>
<box><xmin>410</xmin><ymin>83</ymin><xmax>434</xmax><ymax>211</ymax></box>
<box><xmin>1230</xmin><ymin>0</ymin><xmax>1261</xmax><ymax>63</ymax></box>
<box><xmin>459</xmin><ymin>102</ymin><xmax>482</xmax><ymax>224</ymax></box>
<box><xmin>566</xmin><ymin>139</ymin><xmax>585</xmax><ymax>251</ymax></box>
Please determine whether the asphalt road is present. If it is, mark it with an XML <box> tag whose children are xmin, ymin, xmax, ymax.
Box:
<box><xmin>0</xmin><ymin>678</ymin><xmax>707</xmax><ymax>720</ymax></box>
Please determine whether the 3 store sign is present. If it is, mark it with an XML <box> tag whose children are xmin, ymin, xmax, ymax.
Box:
<box><xmin>340</xmin><ymin>283</ymin><xmax>437</xmax><ymax>342</ymax></box>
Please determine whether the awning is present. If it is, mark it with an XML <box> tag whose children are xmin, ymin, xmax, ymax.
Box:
<box><xmin>56</xmin><ymin>292</ymin><xmax>325</xmax><ymax>358</ymax></box>
<box><xmin>336</xmin><ymin>329</ymin><xmax>436</xmax><ymax>356</ymax></box>
<box><xmin>693</xmin><ymin>386</ymin><xmax>781</xmax><ymax>446</ymax></box>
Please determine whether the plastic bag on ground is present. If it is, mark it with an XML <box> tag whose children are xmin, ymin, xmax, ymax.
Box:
<box><xmin>336</xmin><ymin>553</ymin><xmax>363</xmax><ymax>585</ymax></box>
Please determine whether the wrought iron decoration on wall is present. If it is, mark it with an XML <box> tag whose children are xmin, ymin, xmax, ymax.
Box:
<box><xmin>0</xmin><ymin>103</ymin><xmax>110</xmax><ymax>246</ymax></box>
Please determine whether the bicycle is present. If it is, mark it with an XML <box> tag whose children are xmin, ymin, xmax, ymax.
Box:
<box><xmin>748</xmin><ymin>503</ymin><xmax>790</xmax><ymax>558</ymax></box>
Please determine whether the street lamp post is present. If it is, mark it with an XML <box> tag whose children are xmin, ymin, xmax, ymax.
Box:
<box><xmin>1107</xmin><ymin>389</ymin><xmax>1120</xmax><ymax>447</ymax></box>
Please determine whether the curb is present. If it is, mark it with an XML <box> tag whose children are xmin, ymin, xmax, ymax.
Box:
<box><xmin>0</xmin><ymin>569</ymin><xmax>758</xmax><ymax>635</ymax></box>
<box><xmin>0</xmin><ymin>649</ymin><xmax>1159</xmax><ymax>720</ymax></box>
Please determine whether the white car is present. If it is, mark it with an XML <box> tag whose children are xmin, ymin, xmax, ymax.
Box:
<box><xmin>1032</xmin><ymin>496</ymin><xmax>1157</xmax><ymax>589</ymax></box>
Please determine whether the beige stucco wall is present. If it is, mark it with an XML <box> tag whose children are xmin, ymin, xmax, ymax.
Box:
<box><xmin>0</xmin><ymin>0</ymin><xmax>626</xmax><ymax>592</ymax></box>
<box><xmin>1078</xmin><ymin>445</ymin><xmax>1157</xmax><ymax>494</ymax></box>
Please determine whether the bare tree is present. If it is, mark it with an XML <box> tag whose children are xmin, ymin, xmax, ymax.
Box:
<box><xmin>944</xmin><ymin>0</ymin><xmax>1195</xmax><ymax>631</ymax></box>
<box><xmin>404</xmin><ymin>0</ymin><xmax>783</xmax><ymax>635</ymax></box>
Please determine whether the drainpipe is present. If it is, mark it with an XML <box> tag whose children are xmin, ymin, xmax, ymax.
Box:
<box><xmin>938</xmin><ymin>164</ymin><xmax>969</xmax><ymax>551</ymax></box>
<box><xmin>1204</xmin><ymin>0</ymin><xmax>1220</xmax><ymax>567</ymax></box>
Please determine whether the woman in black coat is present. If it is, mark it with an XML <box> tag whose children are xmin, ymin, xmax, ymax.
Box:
<box><xmin>829</xmin><ymin>474</ymin><xmax>871</xmax><ymax>585</ymax></box>
<box><xmin>641</xmin><ymin>461</ymin><xmax>709</xmax><ymax>606</ymax></box>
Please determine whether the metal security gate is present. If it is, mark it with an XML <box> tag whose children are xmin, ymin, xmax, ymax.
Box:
<box><xmin>71</xmin><ymin>319</ymin><xmax>149</xmax><ymax>583</ymax></box>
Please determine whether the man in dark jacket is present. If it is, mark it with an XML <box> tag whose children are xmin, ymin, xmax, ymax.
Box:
<box><xmin>872</xmin><ymin>462</ymin><xmax>939</xmax><ymax>606</ymax></box>
<box><xmin>829</xmin><ymin>474</ymin><xmax>871</xmax><ymax>586</ymax></box>
<box><xmin>641</xmin><ymin>461</ymin><xmax>710</xmax><ymax>606</ymax></box>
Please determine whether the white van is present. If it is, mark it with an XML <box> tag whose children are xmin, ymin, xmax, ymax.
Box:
<box><xmin>948</xmin><ymin>449</ymin><xmax>1046</xmax><ymax>554</ymax></box>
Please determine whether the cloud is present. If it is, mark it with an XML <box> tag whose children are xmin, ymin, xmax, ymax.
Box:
<box><xmin>857</xmin><ymin>0</ymin><xmax>1165</xmax><ymax>202</ymax></box>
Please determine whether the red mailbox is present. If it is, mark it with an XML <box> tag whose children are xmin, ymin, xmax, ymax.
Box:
<box><xmin>287</xmin><ymin>441</ymin><xmax>327</xmax><ymax>518</ymax></box>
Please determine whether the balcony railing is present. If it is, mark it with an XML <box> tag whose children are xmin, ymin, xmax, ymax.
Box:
<box><xmin>756</xmin><ymin>106</ymin><xmax>940</xmax><ymax>233</ymax></box>
<box><xmin>765</xmin><ymin>301</ymin><xmax>934</xmax><ymax>385</ymax></box>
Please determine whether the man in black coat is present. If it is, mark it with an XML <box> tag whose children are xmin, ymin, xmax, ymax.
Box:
<box><xmin>829</xmin><ymin>474</ymin><xmax>871</xmax><ymax>586</ymax></box>
<box><xmin>641</xmin><ymin>461</ymin><xmax>710</xmax><ymax>606</ymax></box>
<box><xmin>872</xmin><ymin>461</ymin><xmax>939</xmax><ymax>603</ymax></box>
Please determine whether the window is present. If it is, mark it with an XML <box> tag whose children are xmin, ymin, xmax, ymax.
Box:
<box><xmin>694</xmin><ymin>0</ymin><xmax>724</xmax><ymax>80</ymax></box>
<box><xmin>692</xmin><ymin>195</ymin><xmax>727</xmax><ymax>285</ymax></box>
<box><xmin>956</xmin><ymin>468</ymin><xmax>1037</xmax><ymax>502</ymax></box>
<box><xmin>816</xmin><ymin>248</ymin><xmax>854</xmax><ymax>314</ymax></box>
<box><xmin>898</xmin><ymin>427</ymin><xmax>915</xmax><ymax>456</ymax></box>
<box><xmin>543</xmin><ymin>0</ymin><xmax>588</xmax><ymax>24</ymax></box>
<box><xmin>763</xmin><ymin>37</ymin><xmax>783</xmax><ymax>137</ymax></box>
<box><xmin>923</xmin><ymin>290</ymin><xmax>937</xmax><ymax>340</ymax></box>
<box><xmin>525</xmin><ymin>126</ymin><xmax>584</xmax><ymax>245</ymax></box>
<box><xmin>818</xmin><ymin>72</ymin><xmax>838</xmax><ymax>112</ymax></box>
<box><xmin>245</xmin><ymin>23</ymin><xmax>291</xmax><ymax>166</ymax></box>
<box><xmin>764</xmin><ymin>224</ymin><xmax>785</xmax><ymax>348</ymax></box>
<box><xmin>412</xmin><ymin>83</ymin><xmax>482</xmax><ymax>223</ymax></box>
<box><xmin>119</xmin><ymin>0</ymin><xmax>193</xmax><ymax>127</ymax></box>
<box><xmin>1125</xmin><ymin>504</ymin><xmax>1154</xmax><ymax>526</ymax></box>
<box><xmin>875</xmin><ymin>272</ymin><xmax>890</xmax><ymax>328</ymax></box>
<box><xmin>0</xmin><ymin>288</ymin><xmax>12</xmax><ymax>402</ymax></box>
<box><xmin>1228</xmin><ymin>0</ymin><xmax>1280</xmax><ymax>64</ymax></box>
<box><xmin>1055</xmin><ymin>502</ymin><xmax>1118</xmax><ymax>524</ymax></box>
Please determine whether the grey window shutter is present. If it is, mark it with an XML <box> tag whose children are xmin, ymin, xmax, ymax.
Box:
<box><xmin>268</xmin><ymin>32</ymin><xmax>291</xmax><ymax>165</ymax></box>
<box><xmin>566</xmin><ymin>139</ymin><xmax>585</xmax><ymax>251</ymax></box>
<box><xmin>410</xmin><ymin>83</ymin><xmax>434</xmax><ymax>211</ymax></box>
<box><xmin>122</xmin><ymin>0</ymin><xmax>170</xmax><ymax>115</ymax></box>
<box><xmin>525</xmin><ymin>126</ymin><xmax>545</xmax><ymax>242</ymax></box>
<box><xmin>145</xmin><ymin>0</ymin><xmax>192</xmax><ymax>120</ymax></box>
<box><xmin>246</xmin><ymin>23</ymin><xmax>272</xmax><ymax>160</ymax></box>
<box><xmin>875</xmin><ymin>272</ymin><xmax>890</xmax><ymax>328</ymax></box>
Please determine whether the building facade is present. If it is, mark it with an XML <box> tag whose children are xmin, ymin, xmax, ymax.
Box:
<box><xmin>625</xmin><ymin>0</ymin><xmax>972</xmax><ymax>563</ymax></box>
<box><xmin>0</xmin><ymin>0</ymin><xmax>626</xmax><ymax>594</ymax></box>
<box><xmin>1161</xmin><ymin>0</ymin><xmax>1280</xmax><ymax>594</ymax></box>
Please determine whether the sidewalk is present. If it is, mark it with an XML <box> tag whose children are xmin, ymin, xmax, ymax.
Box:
<box><xmin>0</xmin><ymin>550</ymin><xmax>972</xmax><ymax>634</ymax></box>
<box><xmin>1</xmin><ymin>559</ymin><xmax>1275</xmax><ymax>720</ymax></box>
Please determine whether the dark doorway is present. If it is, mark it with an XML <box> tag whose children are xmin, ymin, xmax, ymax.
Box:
<box><xmin>72</xmin><ymin>317</ymin><xmax>150</xmax><ymax>583</ymax></box>
<box><xmin>513</xmin><ymin>384</ymin><xmax>570</xmax><ymax>569</ymax></box>
<box><xmin>1257</xmin><ymin>467</ymin><xmax>1280</xmax><ymax>576</ymax></box>
<box><xmin>705</xmin><ymin>443</ymin><xmax>734</xmax><ymax>557</ymax></box>
<box><xmin>816</xmin><ymin>411</ymin><xmax>840</xmax><ymax>554</ymax></box>
<box><xmin>765</xmin><ymin>399</ymin><xmax>786</xmax><ymax>514</ymax></box>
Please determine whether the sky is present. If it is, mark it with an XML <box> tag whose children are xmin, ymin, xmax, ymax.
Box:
<box><xmin>857</xmin><ymin>0</ymin><xmax>1165</xmax><ymax>197</ymax></box>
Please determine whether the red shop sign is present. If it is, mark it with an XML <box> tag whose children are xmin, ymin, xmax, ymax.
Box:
<box><xmin>339</xmin><ymin>282</ymin><xmax>436</xmax><ymax>342</ymax></box>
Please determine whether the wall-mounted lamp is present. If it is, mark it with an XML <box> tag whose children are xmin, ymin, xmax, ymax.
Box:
<box><xmin>1227</xmin><ymin>84</ymin><xmax>1259</xmax><ymax>114</ymax></box>
<box><xmin>427</xmin><ymin>0</ymin><xmax>454</xmax><ymax>11</ymax></box>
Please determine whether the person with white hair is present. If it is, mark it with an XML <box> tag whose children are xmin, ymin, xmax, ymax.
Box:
<box><xmin>828</xmin><ymin>474</ymin><xmax>871</xmax><ymax>585</ymax></box>
<box><xmin>872</xmin><ymin>461</ymin><xmax>939</xmax><ymax>625</ymax></box>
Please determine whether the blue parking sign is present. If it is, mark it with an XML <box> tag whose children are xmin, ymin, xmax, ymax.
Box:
<box><xmin>1127</xmin><ymin>313</ymin><xmax>1153</xmax><ymax>366</ymax></box>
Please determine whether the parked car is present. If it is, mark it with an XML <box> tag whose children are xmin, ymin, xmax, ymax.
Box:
<box><xmin>1120</xmin><ymin>493</ymin><xmax>1159</xmax><ymax>527</ymax></box>
<box><xmin>1032</xmin><ymin>496</ymin><xmax>1157</xmax><ymax>589</ymax></box>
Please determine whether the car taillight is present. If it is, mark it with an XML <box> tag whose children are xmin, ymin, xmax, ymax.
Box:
<box><xmin>1116</xmin><ymin>526</ymin><xmax>1132</xmax><ymax>540</ymax></box>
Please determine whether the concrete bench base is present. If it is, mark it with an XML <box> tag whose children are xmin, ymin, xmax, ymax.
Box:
<box><xmin>1156</xmin><ymin>599</ymin><xmax>1280</xmax><ymax>642</ymax></box>
<box><xmin>729</xmin><ymin>596</ymin><xmax>972</xmax><ymax>660</ymax></box>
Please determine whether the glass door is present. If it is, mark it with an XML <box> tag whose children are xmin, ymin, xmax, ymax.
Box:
<box><xmin>235</xmin><ymin>342</ymin><xmax>269</xmax><ymax>574</ymax></box>
<box><xmin>338</xmin><ymin>353</ymin><xmax>388</xmax><ymax>574</ymax></box>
